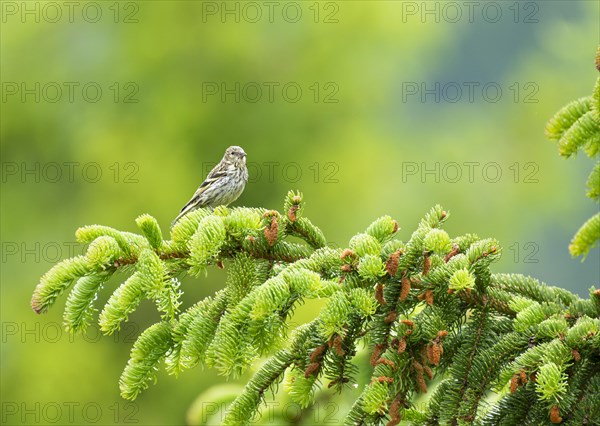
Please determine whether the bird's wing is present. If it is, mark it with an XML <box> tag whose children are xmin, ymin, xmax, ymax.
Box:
<box><xmin>205</xmin><ymin>166</ymin><xmax>228</xmax><ymax>181</ymax></box>
<box><xmin>172</xmin><ymin>164</ymin><xmax>231</xmax><ymax>225</ymax></box>
<box><xmin>172</xmin><ymin>170</ymin><xmax>226</xmax><ymax>221</ymax></box>
<box><xmin>185</xmin><ymin>168</ymin><xmax>228</xmax><ymax>205</ymax></box>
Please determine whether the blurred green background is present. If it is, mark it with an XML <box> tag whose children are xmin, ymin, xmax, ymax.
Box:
<box><xmin>1</xmin><ymin>1</ymin><xmax>599</xmax><ymax>424</ymax></box>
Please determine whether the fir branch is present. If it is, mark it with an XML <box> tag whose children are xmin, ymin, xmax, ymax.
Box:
<box><xmin>31</xmin><ymin>256</ymin><xmax>91</xmax><ymax>314</ymax></box>
<box><xmin>167</xmin><ymin>289</ymin><xmax>228</xmax><ymax>374</ymax></box>
<box><xmin>120</xmin><ymin>321</ymin><xmax>173</xmax><ymax>400</ymax></box>
<box><xmin>546</xmin><ymin>76</ymin><xmax>600</xmax><ymax>259</ymax></box>
<box><xmin>63</xmin><ymin>271</ymin><xmax>113</xmax><ymax>333</ymax></box>
<box><xmin>492</xmin><ymin>273</ymin><xmax>578</xmax><ymax>307</ymax></box>
<box><xmin>222</xmin><ymin>323</ymin><xmax>316</xmax><ymax>425</ymax></box>
<box><xmin>30</xmin><ymin>128</ymin><xmax>600</xmax><ymax>426</ymax></box>
<box><xmin>569</xmin><ymin>212</ymin><xmax>600</xmax><ymax>258</ymax></box>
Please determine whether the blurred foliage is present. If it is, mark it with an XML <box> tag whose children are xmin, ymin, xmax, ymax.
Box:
<box><xmin>1</xmin><ymin>1</ymin><xmax>599</xmax><ymax>424</ymax></box>
<box><xmin>545</xmin><ymin>74</ymin><xmax>599</xmax><ymax>258</ymax></box>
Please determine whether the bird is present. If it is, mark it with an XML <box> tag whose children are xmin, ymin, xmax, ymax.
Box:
<box><xmin>172</xmin><ymin>146</ymin><xmax>248</xmax><ymax>225</ymax></box>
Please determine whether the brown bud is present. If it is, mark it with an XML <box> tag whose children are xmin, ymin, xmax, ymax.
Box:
<box><xmin>572</xmin><ymin>349</ymin><xmax>581</xmax><ymax>362</ymax></box>
<box><xmin>550</xmin><ymin>405</ymin><xmax>562</xmax><ymax>424</ymax></box>
<box><xmin>386</xmin><ymin>250</ymin><xmax>401</xmax><ymax>276</ymax></box>
<box><xmin>371</xmin><ymin>376</ymin><xmax>394</xmax><ymax>385</ymax></box>
<box><xmin>287</xmin><ymin>204</ymin><xmax>299</xmax><ymax>222</ymax></box>
<box><xmin>216</xmin><ymin>260</ymin><xmax>224</xmax><ymax>269</ymax></box>
<box><xmin>370</xmin><ymin>344</ymin><xmax>386</xmax><ymax>366</ymax></box>
<box><xmin>444</xmin><ymin>243</ymin><xmax>460</xmax><ymax>263</ymax></box>
<box><xmin>422</xmin><ymin>254</ymin><xmax>432</xmax><ymax>276</ymax></box>
<box><xmin>386</xmin><ymin>396</ymin><xmax>402</xmax><ymax>426</ymax></box>
<box><xmin>416</xmin><ymin>374</ymin><xmax>427</xmax><ymax>393</ymax></box>
<box><xmin>333</xmin><ymin>334</ymin><xmax>345</xmax><ymax>357</ymax></box>
<box><xmin>510</xmin><ymin>374</ymin><xmax>519</xmax><ymax>393</ymax></box>
<box><xmin>426</xmin><ymin>344</ymin><xmax>434</xmax><ymax>364</ymax></box>
<box><xmin>400</xmin><ymin>275</ymin><xmax>411</xmax><ymax>301</ymax></box>
<box><xmin>309</xmin><ymin>345</ymin><xmax>327</xmax><ymax>363</ymax></box>
<box><xmin>437</xmin><ymin>330</ymin><xmax>448</xmax><ymax>339</ymax></box>
<box><xmin>413</xmin><ymin>361</ymin><xmax>427</xmax><ymax>393</ymax></box>
<box><xmin>384</xmin><ymin>311</ymin><xmax>397</xmax><ymax>324</ymax></box>
<box><xmin>412</xmin><ymin>360</ymin><xmax>424</xmax><ymax>372</ymax></box>
<box><xmin>375</xmin><ymin>358</ymin><xmax>395</xmax><ymax>368</ymax></box>
<box><xmin>304</xmin><ymin>362</ymin><xmax>320</xmax><ymax>378</ymax></box>
<box><xmin>375</xmin><ymin>283</ymin><xmax>387</xmax><ymax>305</ymax></box>
<box><xmin>340</xmin><ymin>249</ymin><xmax>355</xmax><ymax>260</ymax></box>
<box><xmin>263</xmin><ymin>216</ymin><xmax>278</xmax><ymax>246</ymax></box>
<box><xmin>341</xmin><ymin>264</ymin><xmax>353</xmax><ymax>273</ymax></box>
<box><xmin>401</xmin><ymin>320</ymin><xmax>414</xmax><ymax>327</ymax></box>
<box><xmin>418</xmin><ymin>290</ymin><xmax>434</xmax><ymax>306</ymax></box>
<box><xmin>424</xmin><ymin>365</ymin><xmax>433</xmax><ymax>380</ymax></box>
<box><xmin>425</xmin><ymin>290</ymin><xmax>434</xmax><ymax>306</ymax></box>
<box><xmin>397</xmin><ymin>338</ymin><xmax>407</xmax><ymax>354</ymax></box>
<box><xmin>519</xmin><ymin>369</ymin><xmax>528</xmax><ymax>384</ymax></box>
<box><xmin>430</xmin><ymin>342</ymin><xmax>442</xmax><ymax>365</ymax></box>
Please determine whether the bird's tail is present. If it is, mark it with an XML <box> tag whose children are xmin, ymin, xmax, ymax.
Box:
<box><xmin>171</xmin><ymin>200</ymin><xmax>197</xmax><ymax>227</ymax></box>
<box><xmin>171</xmin><ymin>204</ymin><xmax>214</xmax><ymax>227</ymax></box>
<box><xmin>171</xmin><ymin>214</ymin><xmax>183</xmax><ymax>227</ymax></box>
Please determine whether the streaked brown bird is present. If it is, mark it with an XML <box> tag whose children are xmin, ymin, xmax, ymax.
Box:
<box><xmin>172</xmin><ymin>146</ymin><xmax>248</xmax><ymax>225</ymax></box>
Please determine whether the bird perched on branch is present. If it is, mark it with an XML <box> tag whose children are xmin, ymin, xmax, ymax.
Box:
<box><xmin>172</xmin><ymin>146</ymin><xmax>248</xmax><ymax>225</ymax></box>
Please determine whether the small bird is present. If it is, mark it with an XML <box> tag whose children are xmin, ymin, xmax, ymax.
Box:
<box><xmin>172</xmin><ymin>146</ymin><xmax>248</xmax><ymax>225</ymax></box>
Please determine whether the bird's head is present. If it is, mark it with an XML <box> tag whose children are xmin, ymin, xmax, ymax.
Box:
<box><xmin>223</xmin><ymin>146</ymin><xmax>247</xmax><ymax>166</ymax></box>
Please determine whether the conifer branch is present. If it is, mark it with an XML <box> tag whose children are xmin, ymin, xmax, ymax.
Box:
<box><xmin>546</xmin><ymin>67</ymin><xmax>600</xmax><ymax>259</ymax></box>
<box><xmin>30</xmin><ymin>59</ymin><xmax>600</xmax><ymax>426</ymax></box>
<box><xmin>30</xmin><ymin>188</ymin><xmax>600</xmax><ymax>424</ymax></box>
